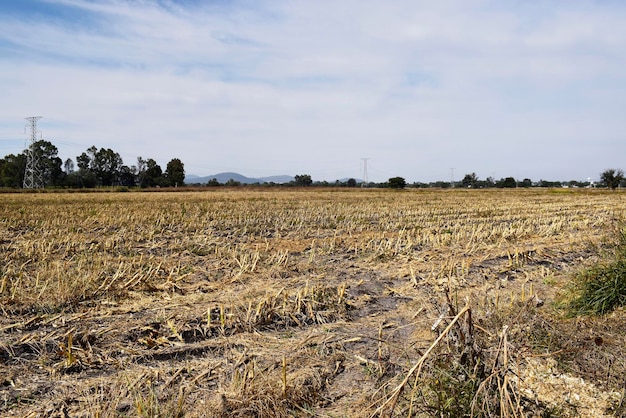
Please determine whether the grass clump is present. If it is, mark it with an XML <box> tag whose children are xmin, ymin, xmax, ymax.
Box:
<box><xmin>567</xmin><ymin>225</ymin><xmax>626</xmax><ymax>316</ymax></box>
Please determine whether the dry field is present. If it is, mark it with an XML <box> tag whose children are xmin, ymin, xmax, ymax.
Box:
<box><xmin>1</xmin><ymin>188</ymin><xmax>626</xmax><ymax>417</ymax></box>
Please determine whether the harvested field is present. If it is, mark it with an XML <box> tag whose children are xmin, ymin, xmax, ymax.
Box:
<box><xmin>1</xmin><ymin>188</ymin><xmax>626</xmax><ymax>417</ymax></box>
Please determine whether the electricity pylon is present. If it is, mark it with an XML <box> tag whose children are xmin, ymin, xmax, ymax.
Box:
<box><xmin>23</xmin><ymin>116</ymin><xmax>44</xmax><ymax>189</ymax></box>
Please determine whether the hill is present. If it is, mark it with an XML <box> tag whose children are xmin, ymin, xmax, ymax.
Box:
<box><xmin>185</xmin><ymin>172</ymin><xmax>294</xmax><ymax>185</ymax></box>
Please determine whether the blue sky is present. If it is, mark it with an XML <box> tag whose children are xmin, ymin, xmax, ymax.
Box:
<box><xmin>1</xmin><ymin>0</ymin><xmax>625</xmax><ymax>183</ymax></box>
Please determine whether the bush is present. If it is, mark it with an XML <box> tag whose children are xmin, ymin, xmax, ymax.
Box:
<box><xmin>600</xmin><ymin>168</ymin><xmax>624</xmax><ymax>190</ymax></box>
<box><xmin>388</xmin><ymin>177</ymin><xmax>406</xmax><ymax>189</ymax></box>
<box><xmin>567</xmin><ymin>225</ymin><xmax>626</xmax><ymax>315</ymax></box>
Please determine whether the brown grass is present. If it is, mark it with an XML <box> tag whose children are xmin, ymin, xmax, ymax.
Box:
<box><xmin>1</xmin><ymin>188</ymin><xmax>625</xmax><ymax>417</ymax></box>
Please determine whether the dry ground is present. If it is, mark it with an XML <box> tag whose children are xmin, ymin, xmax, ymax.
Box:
<box><xmin>1</xmin><ymin>188</ymin><xmax>625</xmax><ymax>417</ymax></box>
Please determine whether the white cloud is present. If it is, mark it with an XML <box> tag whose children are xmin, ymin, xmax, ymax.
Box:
<box><xmin>0</xmin><ymin>0</ymin><xmax>625</xmax><ymax>182</ymax></box>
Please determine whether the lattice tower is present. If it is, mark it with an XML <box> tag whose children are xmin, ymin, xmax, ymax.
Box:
<box><xmin>23</xmin><ymin>116</ymin><xmax>44</xmax><ymax>189</ymax></box>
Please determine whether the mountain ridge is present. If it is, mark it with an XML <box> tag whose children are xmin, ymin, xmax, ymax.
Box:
<box><xmin>185</xmin><ymin>172</ymin><xmax>294</xmax><ymax>184</ymax></box>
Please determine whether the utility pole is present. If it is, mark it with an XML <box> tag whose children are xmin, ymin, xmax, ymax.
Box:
<box><xmin>23</xmin><ymin>116</ymin><xmax>44</xmax><ymax>189</ymax></box>
<box><xmin>361</xmin><ymin>158</ymin><xmax>370</xmax><ymax>187</ymax></box>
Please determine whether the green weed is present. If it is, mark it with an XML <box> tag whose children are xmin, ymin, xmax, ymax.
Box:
<box><xmin>566</xmin><ymin>225</ymin><xmax>626</xmax><ymax>316</ymax></box>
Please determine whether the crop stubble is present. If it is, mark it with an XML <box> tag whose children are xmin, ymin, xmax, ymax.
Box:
<box><xmin>1</xmin><ymin>188</ymin><xmax>625</xmax><ymax>417</ymax></box>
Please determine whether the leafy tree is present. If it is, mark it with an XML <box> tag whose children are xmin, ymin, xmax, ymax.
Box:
<box><xmin>76</xmin><ymin>153</ymin><xmax>90</xmax><ymax>170</ymax></box>
<box><xmin>65</xmin><ymin>169</ymin><xmax>97</xmax><ymax>188</ymax></box>
<box><xmin>519</xmin><ymin>178</ymin><xmax>532</xmax><ymax>188</ymax></box>
<box><xmin>64</xmin><ymin>158</ymin><xmax>75</xmax><ymax>174</ymax></box>
<box><xmin>33</xmin><ymin>140</ymin><xmax>64</xmax><ymax>186</ymax></box>
<box><xmin>139</xmin><ymin>158</ymin><xmax>163</xmax><ymax>188</ymax></box>
<box><xmin>225</xmin><ymin>178</ymin><xmax>242</xmax><ymax>187</ymax></box>
<box><xmin>294</xmin><ymin>174</ymin><xmax>313</xmax><ymax>187</ymax></box>
<box><xmin>206</xmin><ymin>178</ymin><xmax>220</xmax><ymax>187</ymax></box>
<box><xmin>567</xmin><ymin>180</ymin><xmax>591</xmax><ymax>188</ymax></box>
<box><xmin>497</xmin><ymin>177</ymin><xmax>517</xmax><ymax>188</ymax></box>
<box><xmin>461</xmin><ymin>173</ymin><xmax>478</xmax><ymax>188</ymax></box>
<box><xmin>538</xmin><ymin>179</ymin><xmax>562</xmax><ymax>188</ymax></box>
<box><xmin>135</xmin><ymin>157</ymin><xmax>148</xmax><ymax>187</ymax></box>
<box><xmin>600</xmin><ymin>169</ymin><xmax>624</xmax><ymax>190</ymax></box>
<box><xmin>347</xmin><ymin>178</ymin><xmax>357</xmax><ymax>187</ymax></box>
<box><xmin>483</xmin><ymin>177</ymin><xmax>496</xmax><ymax>188</ymax></box>
<box><xmin>165</xmin><ymin>158</ymin><xmax>185</xmax><ymax>187</ymax></box>
<box><xmin>76</xmin><ymin>146</ymin><xmax>97</xmax><ymax>171</ymax></box>
<box><xmin>431</xmin><ymin>181</ymin><xmax>450</xmax><ymax>188</ymax></box>
<box><xmin>388</xmin><ymin>177</ymin><xmax>407</xmax><ymax>189</ymax></box>
<box><xmin>118</xmin><ymin>165</ymin><xmax>137</xmax><ymax>187</ymax></box>
<box><xmin>0</xmin><ymin>141</ymin><xmax>62</xmax><ymax>188</ymax></box>
<box><xmin>93</xmin><ymin>148</ymin><xmax>123</xmax><ymax>186</ymax></box>
<box><xmin>0</xmin><ymin>153</ymin><xmax>26</xmax><ymax>188</ymax></box>
<box><xmin>136</xmin><ymin>157</ymin><xmax>147</xmax><ymax>177</ymax></box>
<box><xmin>74</xmin><ymin>146</ymin><xmax>123</xmax><ymax>187</ymax></box>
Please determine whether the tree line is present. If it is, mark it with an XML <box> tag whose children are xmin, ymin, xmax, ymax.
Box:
<box><xmin>0</xmin><ymin>139</ymin><xmax>622</xmax><ymax>190</ymax></box>
<box><xmin>276</xmin><ymin>171</ymin><xmax>624</xmax><ymax>189</ymax></box>
<box><xmin>0</xmin><ymin>140</ymin><xmax>185</xmax><ymax>188</ymax></box>
<box><xmin>388</xmin><ymin>170</ymin><xmax>625</xmax><ymax>189</ymax></box>
<box><xmin>196</xmin><ymin>171</ymin><xmax>625</xmax><ymax>189</ymax></box>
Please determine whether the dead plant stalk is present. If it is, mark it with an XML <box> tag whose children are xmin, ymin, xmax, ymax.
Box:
<box><xmin>373</xmin><ymin>304</ymin><xmax>471</xmax><ymax>418</ymax></box>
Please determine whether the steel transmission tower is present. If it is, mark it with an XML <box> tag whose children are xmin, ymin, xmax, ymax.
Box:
<box><xmin>361</xmin><ymin>158</ymin><xmax>370</xmax><ymax>187</ymax></box>
<box><xmin>23</xmin><ymin>116</ymin><xmax>44</xmax><ymax>189</ymax></box>
<box><xmin>450</xmin><ymin>168</ymin><xmax>455</xmax><ymax>188</ymax></box>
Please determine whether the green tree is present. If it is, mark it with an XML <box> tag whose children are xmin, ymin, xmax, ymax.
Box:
<box><xmin>139</xmin><ymin>158</ymin><xmax>163</xmax><ymax>188</ymax></box>
<box><xmin>0</xmin><ymin>141</ymin><xmax>63</xmax><ymax>188</ymax></box>
<box><xmin>74</xmin><ymin>146</ymin><xmax>123</xmax><ymax>187</ymax></box>
<box><xmin>483</xmin><ymin>177</ymin><xmax>496</xmax><ymax>188</ymax></box>
<box><xmin>294</xmin><ymin>174</ymin><xmax>313</xmax><ymax>187</ymax></box>
<box><xmin>64</xmin><ymin>169</ymin><xmax>97</xmax><ymax>188</ymax></box>
<box><xmin>461</xmin><ymin>173</ymin><xmax>478</xmax><ymax>188</ymax></box>
<box><xmin>346</xmin><ymin>178</ymin><xmax>357</xmax><ymax>187</ymax></box>
<box><xmin>538</xmin><ymin>179</ymin><xmax>562</xmax><ymax>188</ymax></box>
<box><xmin>93</xmin><ymin>148</ymin><xmax>123</xmax><ymax>186</ymax></box>
<box><xmin>600</xmin><ymin>169</ymin><xmax>624</xmax><ymax>190</ymax></box>
<box><xmin>76</xmin><ymin>153</ymin><xmax>90</xmax><ymax>170</ymax></box>
<box><xmin>165</xmin><ymin>158</ymin><xmax>185</xmax><ymax>187</ymax></box>
<box><xmin>497</xmin><ymin>177</ymin><xmax>517</xmax><ymax>188</ymax></box>
<box><xmin>118</xmin><ymin>165</ymin><xmax>137</xmax><ymax>187</ymax></box>
<box><xmin>225</xmin><ymin>178</ymin><xmax>242</xmax><ymax>187</ymax></box>
<box><xmin>431</xmin><ymin>181</ymin><xmax>450</xmax><ymax>188</ymax></box>
<box><xmin>64</xmin><ymin>158</ymin><xmax>74</xmax><ymax>174</ymax></box>
<box><xmin>33</xmin><ymin>140</ymin><xmax>64</xmax><ymax>187</ymax></box>
<box><xmin>76</xmin><ymin>146</ymin><xmax>97</xmax><ymax>171</ymax></box>
<box><xmin>0</xmin><ymin>153</ymin><xmax>26</xmax><ymax>188</ymax></box>
<box><xmin>388</xmin><ymin>177</ymin><xmax>407</xmax><ymax>189</ymax></box>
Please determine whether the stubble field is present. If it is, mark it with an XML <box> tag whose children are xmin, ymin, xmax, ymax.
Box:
<box><xmin>1</xmin><ymin>188</ymin><xmax>626</xmax><ymax>417</ymax></box>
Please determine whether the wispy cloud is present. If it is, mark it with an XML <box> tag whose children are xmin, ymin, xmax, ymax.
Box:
<box><xmin>1</xmin><ymin>0</ymin><xmax>625</xmax><ymax>181</ymax></box>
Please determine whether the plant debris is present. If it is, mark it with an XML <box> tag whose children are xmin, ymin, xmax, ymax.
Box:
<box><xmin>1</xmin><ymin>189</ymin><xmax>625</xmax><ymax>417</ymax></box>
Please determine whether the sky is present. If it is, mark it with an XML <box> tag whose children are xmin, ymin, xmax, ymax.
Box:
<box><xmin>1</xmin><ymin>0</ymin><xmax>625</xmax><ymax>183</ymax></box>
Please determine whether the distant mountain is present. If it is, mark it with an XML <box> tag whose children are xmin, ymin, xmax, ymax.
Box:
<box><xmin>185</xmin><ymin>172</ymin><xmax>294</xmax><ymax>185</ymax></box>
<box><xmin>259</xmin><ymin>175</ymin><xmax>294</xmax><ymax>184</ymax></box>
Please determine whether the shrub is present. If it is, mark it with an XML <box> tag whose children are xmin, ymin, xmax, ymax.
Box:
<box><xmin>388</xmin><ymin>177</ymin><xmax>406</xmax><ymax>189</ymax></box>
<box><xmin>567</xmin><ymin>225</ymin><xmax>626</xmax><ymax>315</ymax></box>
